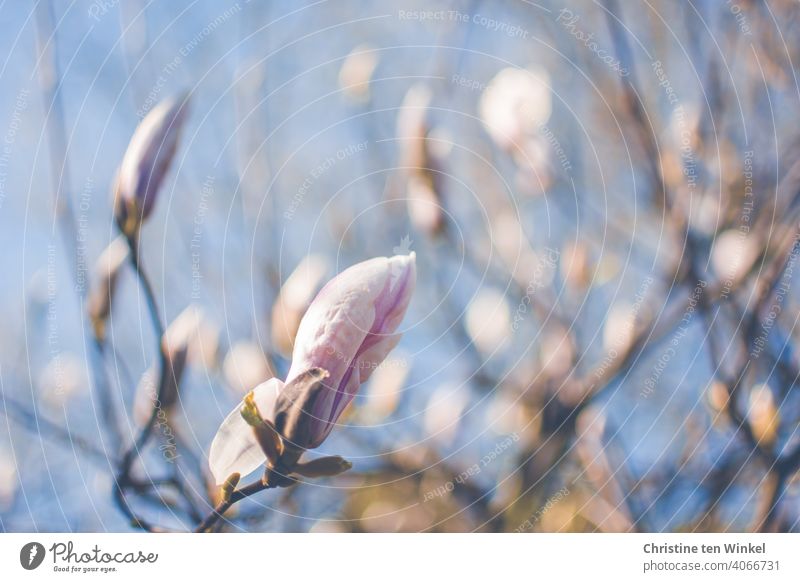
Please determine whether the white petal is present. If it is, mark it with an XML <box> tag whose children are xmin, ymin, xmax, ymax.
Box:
<box><xmin>208</xmin><ymin>378</ymin><xmax>284</xmax><ymax>485</ymax></box>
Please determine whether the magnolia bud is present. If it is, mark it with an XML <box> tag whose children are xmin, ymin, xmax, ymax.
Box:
<box><xmin>87</xmin><ymin>236</ymin><xmax>128</xmax><ymax>341</ymax></box>
<box><xmin>407</xmin><ymin>175</ymin><xmax>443</xmax><ymax>236</ymax></box>
<box><xmin>283</xmin><ymin>253</ymin><xmax>416</xmax><ymax>448</ymax></box>
<box><xmin>397</xmin><ymin>85</ymin><xmax>444</xmax><ymax>236</ymax></box>
<box><xmin>133</xmin><ymin>308</ymin><xmax>199</xmax><ymax>424</ymax></box>
<box><xmin>208</xmin><ymin>255</ymin><xmax>416</xmax><ymax>484</ymax></box>
<box><xmin>397</xmin><ymin>84</ymin><xmax>432</xmax><ymax>171</ymax></box>
<box><xmin>114</xmin><ymin>93</ymin><xmax>190</xmax><ymax>237</ymax></box>
<box><xmin>133</xmin><ymin>340</ymin><xmax>188</xmax><ymax>425</ymax></box>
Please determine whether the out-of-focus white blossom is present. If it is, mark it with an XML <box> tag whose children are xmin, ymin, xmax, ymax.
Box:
<box><xmin>479</xmin><ymin>66</ymin><xmax>551</xmax><ymax>151</ymax></box>
<box><xmin>465</xmin><ymin>288</ymin><xmax>510</xmax><ymax>354</ymax></box>
<box><xmin>223</xmin><ymin>340</ymin><xmax>273</xmax><ymax>395</ymax></box>
<box><xmin>339</xmin><ymin>44</ymin><xmax>379</xmax><ymax>102</ymax></box>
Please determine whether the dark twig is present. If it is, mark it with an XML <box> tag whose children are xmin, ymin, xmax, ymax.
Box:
<box><xmin>195</xmin><ymin>480</ymin><xmax>274</xmax><ymax>533</ymax></box>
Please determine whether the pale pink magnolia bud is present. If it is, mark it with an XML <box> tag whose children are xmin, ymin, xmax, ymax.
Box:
<box><xmin>114</xmin><ymin>94</ymin><xmax>190</xmax><ymax>236</ymax></box>
<box><xmin>280</xmin><ymin>253</ymin><xmax>416</xmax><ymax>449</ymax></box>
<box><xmin>208</xmin><ymin>254</ymin><xmax>416</xmax><ymax>485</ymax></box>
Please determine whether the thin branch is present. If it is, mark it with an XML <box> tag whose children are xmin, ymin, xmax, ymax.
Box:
<box><xmin>195</xmin><ymin>480</ymin><xmax>273</xmax><ymax>533</ymax></box>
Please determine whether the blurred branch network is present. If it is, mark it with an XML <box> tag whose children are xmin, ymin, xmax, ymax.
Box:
<box><xmin>2</xmin><ymin>0</ymin><xmax>800</xmax><ymax>532</ymax></box>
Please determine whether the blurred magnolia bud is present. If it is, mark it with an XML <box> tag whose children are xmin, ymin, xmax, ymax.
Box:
<box><xmin>164</xmin><ymin>304</ymin><xmax>204</xmax><ymax>349</ymax></box>
<box><xmin>668</xmin><ymin>104</ymin><xmax>700</xmax><ymax>150</ymax></box>
<box><xmin>492</xmin><ymin>212</ymin><xmax>542</xmax><ymax>288</ymax></box>
<box><xmin>361</xmin><ymin>500</ymin><xmax>404</xmax><ymax>533</ymax></box>
<box><xmin>133</xmin><ymin>335</ymin><xmax>189</xmax><ymax>425</ymax></box>
<box><xmin>391</xmin><ymin>438</ymin><xmax>428</xmax><ymax>472</ymax></box>
<box><xmin>192</xmin><ymin>317</ymin><xmax>220</xmax><ymax>369</ymax></box>
<box><xmin>557</xmin><ymin>378</ymin><xmax>593</xmax><ymax>408</ymax></box>
<box><xmin>426</xmin><ymin>126</ymin><xmax>453</xmax><ymax>160</ymax></box>
<box><xmin>338</xmin><ymin>44</ymin><xmax>378</xmax><ymax>103</ymax></box>
<box><xmin>748</xmin><ymin>384</ymin><xmax>780</xmax><ymax>446</ymax></box>
<box><xmin>359</xmin><ymin>349</ymin><xmax>410</xmax><ymax>424</ymax></box>
<box><xmin>114</xmin><ymin>93</ymin><xmax>190</xmax><ymax>237</ymax></box>
<box><xmin>490</xmin><ymin>473</ymin><xmax>523</xmax><ymax>515</ymax></box>
<box><xmin>596</xmin><ymin>253</ymin><xmax>622</xmax><ymax>286</ymax></box>
<box><xmin>292</xmin><ymin>455</ymin><xmax>352</xmax><ymax>478</ymax></box>
<box><xmin>561</xmin><ymin>240</ymin><xmax>591</xmax><ymax>291</ymax></box>
<box><xmin>397</xmin><ymin>84</ymin><xmax>432</xmax><ymax>170</ymax></box>
<box><xmin>465</xmin><ymin>288</ymin><xmax>510</xmax><ymax>354</ymax></box>
<box><xmin>711</xmin><ymin>229</ymin><xmax>761</xmax><ymax>285</ymax></box>
<box><xmin>133</xmin><ymin>308</ymin><xmax>202</xmax><ymax>424</ymax></box>
<box><xmin>166</xmin><ymin>306</ymin><xmax>219</xmax><ymax>369</ymax></box>
<box><xmin>660</xmin><ymin>150</ymin><xmax>685</xmax><ymax>193</ymax></box>
<box><xmin>407</xmin><ymin>175</ymin><xmax>443</xmax><ymax>235</ymax></box>
<box><xmin>479</xmin><ymin>66</ymin><xmax>551</xmax><ymax>152</ymax></box>
<box><xmin>706</xmin><ymin>380</ymin><xmax>730</xmax><ymax>414</ymax></box>
<box><xmin>485</xmin><ymin>391</ymin><xmax>530</xmax><ymax>436</ymax></box>
<box><xmin>424</xmin><ymin>383</ymin><xmax>468</xmax><ymax>445</ymax></box>
<box><xmin>539</xmin><ymin>324</ymin><xmax>575</xmax><ymax>380</ymax></box>
<box><xmin>223</xmin><ymin>340</ymin><xmax>274</xmax><ymax>395</ymax></box>
<box><xmin>397</xmin><ymin>85</ymin><xmax>443</xmax><ymax>236</ymax></box>
<box><xmin>688</xmin><ymin>194</ymin><xmax>722</xmax><ymax>237</ymax></box>
<box><xmin>271</xmin><ymin>255</ymin><xmax>329</xmax><ymax>357</ymax></box>
<box><xmin>87</xmin><ymin>236</ymin><xmax>128</xmax><ymax>341</ymax></box>
<box><xmin>603</xmin><ymin>303</ymin><xmax>638</xmax><ymax>355</ymax></box>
